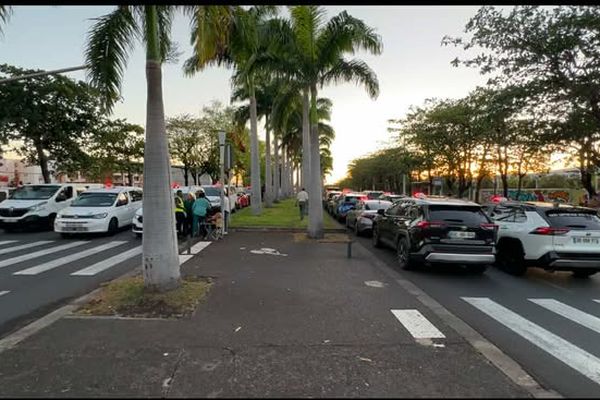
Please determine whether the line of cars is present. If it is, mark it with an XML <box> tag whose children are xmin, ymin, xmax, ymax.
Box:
<box><xmin>0</xmin><ymin>183</ymin><xmax>252</xmax><ymax>238</ymax></box>
<box><xmin>326</xmin><ymin>189</ymin><xmax>600</xmax><ymax>278</ymax></box>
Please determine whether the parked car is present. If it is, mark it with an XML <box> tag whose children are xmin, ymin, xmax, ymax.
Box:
<box><xmin>334</xmin><ymin>193</ymin><xmax>366</xmax><ymax>222</ymax></box>
<box><xmin>324</xmin><ymin>190</ymin><xmax>341</xmax><ymax>209</ymax></box>
<box><xmin>0</xmin><ymin>187</ymin><xmax>16</xmax><ymax>202</ymax></box>
<box><xmin>345</xmin><ymin>199</ymin><xmax>392</xmax><ymax>236</ymax></box>
<box><xmin>201</xmin><ymin>185</ymin><xmax>223</xmax><ymax>209</ymax></box>
<box><xmin>55</xmin><ymin>186</ymin><xmax>143</xmax><ymax>237</ymax></box>
<box><xmin>236</xmin><ymin>187</ymin><xmax>250</xmax><ymax>208</ymax></box>
<box><xmin>484</xmin><ymin>200</ymin><xmax>600</xmax><ymax>278</ymax></box>
<box><xmin>363</xmin><ymin>190</ymin><xmax>385</xmax><ymax>200</ymax></box>
<box><xmin>379</xmin><ymin>194</ymin><xmax>406</xmax><ymax>203</ymax></box>
<box><xmin>327</xmin><ymin>194</ymin><xmax>342</xmax><ymax>215</ymax></box>
<box><xmin>0</xmin><ymin>183</ymin><xmax>100</xmax><ymax>231</ymax></box>
<box><xmin>372</xmin><ymin>197</ymin><xmax>497</xmax><ymax>273</ymax></box>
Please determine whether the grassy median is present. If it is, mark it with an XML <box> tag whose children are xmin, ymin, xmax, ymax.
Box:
<box><xmin>231</xmin><ymin>198</ymin><xmax>339</xmax><ymax>229</ymax></box>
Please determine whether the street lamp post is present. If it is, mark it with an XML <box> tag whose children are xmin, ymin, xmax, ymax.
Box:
<box><xmin>218</xmin><ymin>131</ymin><xmax>226</xmax><ymax>232</ymax></box>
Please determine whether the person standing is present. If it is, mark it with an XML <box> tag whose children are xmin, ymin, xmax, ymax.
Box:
<box><xmin>223</xmin><ymin>187</ymin><xmax>231</xmax><ymax>236</ymax></box>
<box><xmin>174</xmin><ymin>195</ymin><xmax>187</xmax><ymax>237</ymax></box>
<box><xmin>296</xmin><ymin>188</ymin><xmax>309</xmax><ymax>220</ymax></box>
<box><xmin>192</xmin><ymin>191</ymin><xmax>212</xmax><ymax>238</ymax></box>
<box><xmin>183</xmin><ymin>192</ymin><xmax>195</xmax><ymax>236</ymax></box>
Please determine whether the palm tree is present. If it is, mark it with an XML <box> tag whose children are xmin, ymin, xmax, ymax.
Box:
<box><xmin>0</xmin><ymin>6</ymin><xmax>11</xmax><ymax>36</ymax></box>
<box><xmin>84</xmin><ymin>6</ymin><xmax>187</xmax><ymax>292</ymax></box>
<box><xmin>273</xmin><ymin>7</ymin><xmax>382</xmax><ymax>238</ymax></box>
<box><xmin>184</xmin><ymin>6</ymin><xmax>278</xmax><ymax>216</ymax></box>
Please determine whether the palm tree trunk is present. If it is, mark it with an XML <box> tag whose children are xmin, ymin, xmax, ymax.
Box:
<box><xmin>308</xmin><ymin>84</ymin><xmax>324</xmax><ymax>239</ymax></box>
<box><xmin>281</xmin><ymin>146</ymin><xmax>288</xmax><ymax>197</ymax></box>
<box><xmin>249</xmin><ymin>83</ymin><xmax>262</xmax><ymax>215</ymax></box>
<box><xmin>273</xmin><ymin>133</ymin><xmax>280</xmax><ymax>202</ymax></box>
<box><xmin>141</xmin><ymin>5</ymin><xmax>180</xmax><ymax>292</ymax></box>
<box><xmin>265</xmin><ymin>114</ymin><xmax>273</xmax><ymax>207</ymax></box>
<box><xmin>302</xmin><ymin>89</ymin><xmax>311</xmax><ymax>189</ymax></box>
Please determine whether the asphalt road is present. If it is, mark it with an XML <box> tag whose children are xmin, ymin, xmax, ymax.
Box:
<box><xmin>0</xmin><ymin>226</ymin><xmax>146</xmax><ymax>337</ymax></box>
<box><xmin>351</xmin><ymin>227</ymin><xmax>600</xmax><ymax>398</ymax></box>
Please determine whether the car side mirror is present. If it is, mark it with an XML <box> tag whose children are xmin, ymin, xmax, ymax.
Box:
<box><xmin>377</xmin><ymin>209</ymin><xmax>385</xmax><ymax>215</ymax></box>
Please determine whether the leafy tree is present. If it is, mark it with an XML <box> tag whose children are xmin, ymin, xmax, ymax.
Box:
<box><xmin>166</xmin><ymin>114</ymin><xmax>205</xmax><ymax>186</ymax></box>
<box><xmin>0</xmin><ymin>64</ymin><xmax>103</xmax><ymax>183</ymax></box>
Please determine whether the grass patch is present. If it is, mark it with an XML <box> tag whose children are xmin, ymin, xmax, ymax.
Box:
<box><xmin>231</xmin><ymin>198</ymin><xmax>339</xmax><ymax>229</ymax></box>
<box><xmin>76</xmin><ymin>275</ymin><xmax>212</xmax><ymax>318</ymax></box>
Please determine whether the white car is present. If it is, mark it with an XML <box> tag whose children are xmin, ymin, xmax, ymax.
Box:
<box><xmin>486</xmin><ymin>200</ymin><xmax>600</xmax><ymax>278</ymax></box>
<box><xmin>132</xmin><ymin>207</ymin><xmax>144</xmax><ymax>238</ymax></box>
<box><xmin>55</xmin><ymin>187</ymin><xmax>143</xmax><ymax>237</ymax></box>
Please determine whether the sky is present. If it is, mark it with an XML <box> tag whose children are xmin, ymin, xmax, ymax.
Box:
<box><xmin>1</xmin><ymin>5</ymin><xmax>504</xmax><ymax>184</ymax></box>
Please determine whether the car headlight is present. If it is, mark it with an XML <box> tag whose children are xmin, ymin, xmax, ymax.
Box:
<box><xmin>91</xmin><ymin>213</ymin><xmax>108</xmax><ymax>219</ymax></box>
<box><xmin>28</xmin><ymin>201</ymin><xmax>48</xmax><ymax>212</ymax></box>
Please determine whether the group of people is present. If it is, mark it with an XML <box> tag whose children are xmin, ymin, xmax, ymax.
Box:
<box><xmin>173</xmin><ymin>188</ymin><xmax>230</xmax><ymax>240</ymax></box>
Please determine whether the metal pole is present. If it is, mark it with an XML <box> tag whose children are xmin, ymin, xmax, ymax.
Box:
<box><xmin>0</xmin><ymin>65</ymin><xmax>88</xmax><ymax>84</ymax></box>
<box><xmin>402</xmin><ymin>174</ymin><xmax>407</xmax><ymax>195</ymax></box>
<box><xmin>218</xmin><ymin>132</ymin><xmax>226</xmax><ymax>234</ymax></box>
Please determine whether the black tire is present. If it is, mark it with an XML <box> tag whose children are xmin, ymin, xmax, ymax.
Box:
<box><xmin>496</xmin><ymin>241</ymin><xmax>527</xmax><ymax>276</ymax></box>
<box><xmin>572</xmin><ymin>270</ymin><xmax>597</xmax><ymax>278</ymax></box>
<box><xmin>396</xmin><ymin>237</ymin><xmax>414</xmax><ymax>270</ymax></box>
<box><xmin>48</xmin><ymin>213</ymin><xmax>57</xmax><ymax>231</ymax></box>
<box><xmin>108</xmin><ymin>218</ymin><xmax>119</xmax><ymax>235</ymax></box>
<box><xmin>467</xmin><ymin>264</ymin><xmax>488</xmax><ymax>274</ymax></box>
<box><xmin>372</xmin><ymin>225</ymin><xmax>382</xmax><ymax>248</ymax></box>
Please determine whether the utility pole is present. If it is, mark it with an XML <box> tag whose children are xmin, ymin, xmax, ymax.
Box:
<box><xmin>218</xmin><ymin>131</ymin><xmax>226</xmax><ymax>216</ymax></box>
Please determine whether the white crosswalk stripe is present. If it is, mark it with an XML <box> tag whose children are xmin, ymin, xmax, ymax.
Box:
<box><xmin>463</xmin><ymin>297</ymin><xmax>600</xmax><ymax>386</ymax></box>
<box><xmin>0</xmin><ymin>290</ymin><xmax>9</xmax><ymax>297</ymax></box>
<box><xmin>71</xmin><ymin>246</ymin><xmax>142</xmax><ymax>276</ymax></box>
<box><xmin>391</xmin><ymin>309</ymin><xmax>445</xmax><ymax>339</ymax></box>
<box><xmin>0</xmin><ymin>240</ymin><xmax>18</xmax><ymax>246</ymax></box>
<box><xmin>0</xmin><ymin>241</ymin><xmax>54</xmax><ymax>255</ymax></box>
<box><xmin>529</xmin><ymin>298</ymin><xmax>600</xmax><ymax>335</ymax></box>
<box><xmin>14</xmin><ymin>241</ymin><xmax>128</xmax><ymax>276</ymax></box>
<box><xmin>0</xmin><ymin>241</ymin><xmax>89</xmax><ymax>269</ymax></box>
<box><xmin>594</xmin><ymin>300</ymin><xmax>600</xmax><ymax>304</ymax></box>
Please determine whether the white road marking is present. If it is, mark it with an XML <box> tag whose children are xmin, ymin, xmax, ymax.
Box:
<box><xmin>0</xmin><ymin>241</ymin><xmax>88</xmax><ymax>269</ymax></box>
<box><xmin>463</xmin><ymin>297</ymin><xmax>600</xmax><ymax>386</ymax></box>
<box><xmin>179</xmin><ymin>254</ymin><xmax>193</xmax><ymax>264</ymax></box>
<box><xmin>0</xmin><ymin>291</ymin><xmax>9</xmax><ymax>297</ymax></box>
<box><xmin>0</xmin><ymin>241</ymin><xmax>54</xmax><ymax>255</ymax></box>
<box><xmin>0</xmin><ymin>240</ymin><xmax>18</xmax><ymax>246</ymax></box>
<box><xmin>390</xmin><ymin>309</ymin><xmax>446</xmax><ymax>339</ymax></box>
<box><xmin>190</xmin><ymin>241</ymin><xmax>211</xmax><ymax>254</ymax></box>
<box><xmin>529</xmin><ymin>298</ymin><xmax>600</xmax><ymax>335</ymax></box>
<box><xmin>70</xmin><ymin>246</ymin><xmax>142</xmax><ymax>276</ymax></box>
<box><xmin>594</xmin><ymin>300</ymin><xmax>600</xmax><ymax>304</ymax></box>
<box><xmin>14</xmin><ymin>241</ymin><xmax>128</xmax><ymax>276</ymax></box>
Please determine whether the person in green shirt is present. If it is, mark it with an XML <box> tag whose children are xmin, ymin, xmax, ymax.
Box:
<box><xmin>192</xmin><ymin>191</ymin><xmax>212</xmax><ymax>237</ymax></box>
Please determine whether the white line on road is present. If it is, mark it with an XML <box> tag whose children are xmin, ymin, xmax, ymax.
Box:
<box><xmin>0</xmin><ymin>241</ymin><xmax>88</xmax><ymax>269</ymax></box>
<box><xmin>529</xmin><ymin>298</ymin><xmax>600</xmax><ymax>335</ymax></box>
<box><xmin>463</xmin><ymin>297</ymin><xmax>600</xmax><ymax>386</ymax></box>
<box><xmin>190</xmin><ymin>241</ymin><xmax>211</xmax><ymax>254</ymax></box>
<box><xmin>0</xmin><ymin>241</ymin><xmax>54</xmax><ymax>255</ymax></box>
<box><xmin>71</xmin><ymin>246</ymin><xmax>142</xmax><ymax>276</ymax></box>
<box><xmin>390</xmin><ymin>309</ymin><xmax>446</xmax><ymax>339</ymax></box>
<box><xmin>0</xmin><ymin>240</ymin><xmax>18</xmax><ymax>246</ymax></box>
<box><xmin>0</xmin><ymin>290</ymin><xmax>9</xmax><ymax>297</ymax></box>
<box><xmin>179</xmin><ymin>254</ymin><xmax>193</xmax><ymax>264</ymax></box>
<box><xmin>594</xmin><ymin>300</ymin><xmax>600</xmax><ymax>304</ymax></box>
<box><xmin>14</xmin><ymin>241</ymin><xmax>128</xmax><ymax>276</ymax></box>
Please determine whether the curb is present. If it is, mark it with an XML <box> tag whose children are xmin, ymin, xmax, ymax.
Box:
<box><xmin>0</xmin><ymin>237</ymin><xmax>203</xmax><ymax>354</ymax></box>
<box><xmin>352</xmin><ymin>240</ymin><xmax>562</xmax><ymax>399</ymax></box>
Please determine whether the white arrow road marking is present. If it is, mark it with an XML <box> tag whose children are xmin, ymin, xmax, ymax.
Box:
<box><xmin>0</xmin><ymin>241</ymin><xmax>54</xmax><ymax>255</ymax></box>
<box><xmin>0</xmin><ymin>291</ymin><xmax>9</xmax><ymax>297</ymax></box>
<box><xmin>391</xmin><ymin>309</ymin><xmax>446</xmax><ymax>339</ymax></box>
<box><xmin>463</xmin><ymin>297</ymin><xmax>600</xmax><ymax>386</ymax></box>
<box><xmin>71</xmin><ymin>246</ymin><xmax>142</xmax><ymax>276</ymax></box>
<box><xmin>529</xmin><ymin>298</ymin><xmax>600</xmax><ymax>335</ymax></box>
<box><xmin>0</xmin><ymin>240</ymin><xmax>18</xmax><ymax>246</ymax></box>
<box><xmin>14</xmin><ymin>241</ymin><xmax>128</xmax><ymax>276</ymax></box>
<box><xmin>0</xmin><ymin>242</ymin><xmax>88</xmax><ymax>269</ymax></box>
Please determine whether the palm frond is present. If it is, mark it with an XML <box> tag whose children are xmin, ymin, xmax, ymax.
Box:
<box><xmin>84</xmin><ymin>7</ymin><xmax>140</xmax><ymax>112</ymax></box>
<box><xmin>0</xmin><ymin>5</ymin><xmax>12</xmax><ymax>37</ymax></box>
<box><xmin>321</xmin><ymin>58</ymin><xmax>380</xmax><ymax>99</ymax></box>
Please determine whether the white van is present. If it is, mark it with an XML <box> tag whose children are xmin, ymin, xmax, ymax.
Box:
<box><xmin>0</xmin><ymin>183</ymin><xmax>94</xmax><ymax>231</ymax></box>
<box><xmin>55</xmin><ymin>186</ymin><xmax>143</xmax><ymax>237</ymax></box>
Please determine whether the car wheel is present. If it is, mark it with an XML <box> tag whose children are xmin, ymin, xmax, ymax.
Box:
<box><xmin>396</xmin><ymin>237</ymin><xmax>413</xmax><ymax>270</ymax></box>
<box><xmin>108</xmin><ymin>218</ymin><xmax>119</xmax><ymax>235</ymax></box>
<box><xmin>48</xmin><ymin>213</ymin><xmax>57</xmax><ymax>231</ymax></box>
<box><xmin>466</xmin><ymin>264</ymin><xmax>488</xmax><ymax>274</ymax></box>
<box><xmin>372</xmin><ymin>225</ymin><xmax>382</xmax><ymax>248</ymax></box>
<box><xmin>496</xmin><ymin>242</ymin><xmax>527</xmax><ymax>276</ymax></box>
<box><xmin>572</xmin><ymin>270</ymin><xmax>597</xmax><ymax>278</ymax></box>
<box><xmin>135</xmin><ymin>232</ymin><xmax>142</xmax><ymax>239</ymax></box>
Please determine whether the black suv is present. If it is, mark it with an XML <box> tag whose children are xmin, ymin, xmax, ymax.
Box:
<box><xmin>372</xmin><ymin>197</ymin><xmax>497</xmax><ymax>272</ymax></box>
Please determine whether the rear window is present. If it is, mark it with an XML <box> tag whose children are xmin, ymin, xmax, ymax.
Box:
<box><xmin>545</xmin><ymin>210</ymin><xmax>600</xmax><ymax>230</ymax></box>
<box><xmin>365</xmin><ymin>201</ymin><xmax>391</xmax><ymax>211</ymax></box>
<box><xmin>428</xmin><ymin>205</ymin><xmax>490</xmax><ymax>225</ymax></box>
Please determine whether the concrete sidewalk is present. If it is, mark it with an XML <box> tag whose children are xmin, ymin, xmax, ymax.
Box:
<box><xmin>0</xmin><ymin>232</ymin><xmax>529</xmax><ymax>397</ymax></box>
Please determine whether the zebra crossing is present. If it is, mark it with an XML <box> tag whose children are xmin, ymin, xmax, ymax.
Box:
<box><xmin>462</xmin><ymin>296</ymin><xmax>600</xmax><ymax>386</ymax></box>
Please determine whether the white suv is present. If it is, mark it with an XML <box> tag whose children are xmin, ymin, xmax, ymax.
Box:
<box><xmin>485</xmin><ymin>201</ymin><xmax>600</xmax><ymax>278</ymax></box>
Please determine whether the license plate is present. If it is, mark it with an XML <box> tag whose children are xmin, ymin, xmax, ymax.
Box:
<box><xmin>64</xmin><ymin>227</ymin><xmax>88</xmax><ymax>232</ymax></box>
<box><xmin>573</xmin><ymin>237</ymin><xmax>600</xmax><ymax>245</ymax></box>
<box><xmin>448</xmin><ymin>231</ymin><xmax>476</xmax><ymax>239</ymax></box>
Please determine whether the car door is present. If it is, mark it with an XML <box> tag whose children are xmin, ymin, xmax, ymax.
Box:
<box><xmin>379</xmin><ymin>202</ymin><xmax>404</xmax><ymax>245</ymax></box>
<box><xmin>348</xmin><ymin>202</ymin><xmax>363</xmax><ymax>226</ymax></box>
<box><xmin>114</xmin><ymin>192</ymin><xmax>130</xmax><ymax>225</ymax></box>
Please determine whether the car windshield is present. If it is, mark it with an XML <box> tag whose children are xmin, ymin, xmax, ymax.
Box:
<box><xmin>10</xmin><ymin>185</ymin><xmax>61</xmax><ymax>200</ymax></box>
<box><xmin>428</xmin><ymin>205</ymin><xmax>490</xmax><ymax>225</ymax></box>
<box><xmin>365</xmin><ymin>201</ymin><xmax>391</xmax><ymax>211</ymax></box>
<box><xmin>71</xmin><ymin>193</ymin><xmax>117</xmax><ymax>207</ymax></box>
<box><xmin>545</xmin><ymin>210</ymin><xmax>600</xmax><ymax>230</ymax></box>
<box><xmin>366</xmin><ymin>191</ymin><xmax>384</xmax><ymax>199</ymax></box>
<box><xmin>203</xmin><ymin>187</ymin><xmax>221</xmax><ymax>197</ymax></box>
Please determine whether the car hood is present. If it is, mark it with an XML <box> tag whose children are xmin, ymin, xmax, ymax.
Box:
<box><xmin>59</xmin><ymin>206</ymin><xmax>112</xmax><ymax>216</ymax></box>
<box><xmin>0</xmin><ymin>199</ymin><xmax>47</xmax><ymax>208</ymax></box>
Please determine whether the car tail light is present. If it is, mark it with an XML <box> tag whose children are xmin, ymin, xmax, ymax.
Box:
<box><xmin>529</xmin><ymin>227</ymin><xmax>570</xmax><ymax>235</ymax></box>
<box><xmin>416</xmin><ymin>220</ymin><xmax>445</xmax><ymax>229</ymax></box>
<box><xmin>480</xmin><ymin>223</ymin><xmax>498</xmax><ymax>231</ymax></box>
